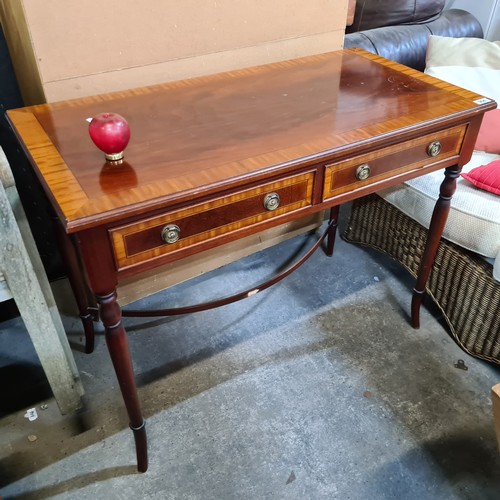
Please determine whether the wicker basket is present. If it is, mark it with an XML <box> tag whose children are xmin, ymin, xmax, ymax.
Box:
<box><xmin>342</xmin><ymin>194</ymin><xmax>500</xmax><ymax>364</ymax></box>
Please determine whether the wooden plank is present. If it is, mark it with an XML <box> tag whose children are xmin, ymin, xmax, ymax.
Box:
<box><xmin>0</xmin><ymin>148</ymin><xmax>83</xmax><ymax>414</ymax></box>
<box><xmin>0</xmin><ymin>0</ymin><xmax>45</xmax><ymax>104</ymax></box>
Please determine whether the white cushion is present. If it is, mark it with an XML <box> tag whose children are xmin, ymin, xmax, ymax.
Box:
<box><xmin>425</xmin><ymin>36</ymin><xmax>500</xmax><ymax>102</ymax></box>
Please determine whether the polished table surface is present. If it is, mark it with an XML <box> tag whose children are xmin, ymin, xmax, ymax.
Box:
<box><xmin>7</xmin><ymin>49</ymin><xmax>495</xmax><ymax>472</ymax></box>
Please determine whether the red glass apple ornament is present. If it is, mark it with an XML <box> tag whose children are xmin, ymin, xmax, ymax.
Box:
<box><xmin>88</xmin><ymin>112</ymin><xmax>130</xmax><ymax>161</ymax></box>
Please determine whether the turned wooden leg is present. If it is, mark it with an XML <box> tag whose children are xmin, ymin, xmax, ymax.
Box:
<box><xmin>54</xmin><ymin>219</ymin><xmax>96</xmax><ymax>353</ymax></box>
<box><xmin>78</xmin><ymin>226</ymin><xmax>147</xmax><ymax>470</ymax></box>
<box><xmin>411</xmin><ymin>164</ymin><xmax>461</xmax><ymax>328</ymax></box>
<box><xmin>98</xmin><ymin>290</ymin><xmax>148</xmax><ymax>473</ymax></box>
<box><xmin>325</xmin><ymin>205</ymin><xmax>340</xmax><ymax>257</ymax></box>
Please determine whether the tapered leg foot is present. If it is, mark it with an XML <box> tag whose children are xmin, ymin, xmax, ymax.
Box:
<box><xmin>98</xmin><ymin>290</ymin><xmax>148</xmax><ymax>472</ymax></box>
<box><xmin>411</xmin><ymin>288</ymin><xmax>425</xmax><ymax>329</ymax></box>
<box><xmin>412</xmin><ymin>165</ymin><xmax>461</xmax><ymax>330</ymax></box>
<box><xmin>131</xmin><ymin>421</ymin><xmax>148</xmax><ymax>473</ymax></box>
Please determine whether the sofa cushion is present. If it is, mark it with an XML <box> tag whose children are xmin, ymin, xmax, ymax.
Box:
<box><xmin>425</xmin><ymin>35</ymin><xmax>500</xmax><ymax>153</ymax></box>
<box><xmin>462</xmin><ymin>161</ymin><xmax>500</xmax><ymax>195</ymax></box>
<box><xmin>379</xmin><ymin>151</ymin><xmax>500</xmax><ymax>281</ymax></box>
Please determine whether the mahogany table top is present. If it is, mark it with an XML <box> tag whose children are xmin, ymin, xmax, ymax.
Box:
<box><xmin>7</xmin><ymin>48</ymin><xmax>494</xmax><ymax>232</ymax></box>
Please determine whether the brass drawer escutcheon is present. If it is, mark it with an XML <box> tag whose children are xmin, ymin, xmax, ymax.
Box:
<box><xmin>427</xmin><ymin>141</ymin><xmax>441</xmax><ymax>157</ymax></box>
<box><xmin>161</xmin><ymin>224</ymin><xmax>181</xmax><ymax>244</ymax></box>
<box><xmin>355</xmin><ymin>164</ymin><xmax>371</xmax><ymax>181</ymax></box>
<box><xmin>263</xmin><ymin>192</ymin><xmax>280</xmax><ymax>211</ymax></box>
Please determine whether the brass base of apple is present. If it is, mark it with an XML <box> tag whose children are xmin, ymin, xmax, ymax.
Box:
<box><xmin>105</xmin><ymin>151</ymin><xmax>125</xmax><ymax>161</ymax></box>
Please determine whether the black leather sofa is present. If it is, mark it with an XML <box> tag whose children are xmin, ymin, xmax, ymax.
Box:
<box><xmin>344</xmin><ymin>0</ymin><xmax>483</xmax><ymax>71</ymax></box>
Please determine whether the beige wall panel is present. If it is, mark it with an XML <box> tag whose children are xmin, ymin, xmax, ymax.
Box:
<box><xmin>23</xmin><ymin>0</ymin><xmax>346</xmax><ymax>82</ymax></box>
<box><xmin>43</xmin><ymin>31</ymin><xmax>344</xmax><ymax>102</ymax></box>
<box><xmin>1</xmin><ymin>0</ymin><xmax>348</xmax><ymax>103</ymax></box>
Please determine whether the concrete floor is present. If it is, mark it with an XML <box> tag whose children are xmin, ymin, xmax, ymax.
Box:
<box><xmin>1</xmin><ymin>214</ymin><xmax>500</xmax><ymax>499</ymax></box>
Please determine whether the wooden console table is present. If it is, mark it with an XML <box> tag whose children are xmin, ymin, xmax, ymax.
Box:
<box><xmin>7</xmin><ymin>49</ymin><xmax>495</xmax><ymax>472</ymax></box>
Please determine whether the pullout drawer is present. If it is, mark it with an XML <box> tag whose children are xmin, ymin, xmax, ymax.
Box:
<box><xmin>110</xmin><ymin>171</ymin><xmax>315</xmax><ymax>270</ymax></box>
<box><xmin>323</xmin><ymin>125</ymin><xmax>466</xmax><ymax>200</ymax></box>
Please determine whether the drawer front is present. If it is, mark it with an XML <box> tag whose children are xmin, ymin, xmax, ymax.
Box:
<box><xmin>110</xmin><ymin>172</ymin><xmax>315</xmax><ymax>269</ymax></box>
<box><xmin>323</xmin><ymin>125</ymin><xmax>466</xmax><ymax>200</ymax></box>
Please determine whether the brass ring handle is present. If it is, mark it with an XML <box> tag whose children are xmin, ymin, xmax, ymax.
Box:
<box><xmin>427</xmin><ymin>141</ymin><xmax>441</xmax><ymax>157</ymax></box>
<box><xmin>355</xmin><ymin>164</ymin><xmax>371</xmax><ymax>181</ymax></box>
<box><xmin>263</xmin><ymin>192</ymin><xmax>280</xmax><ymax>211</ymax></box>
<box><xmin>161</xmin><ymin>224</ymin><xmax>181</xmax><ymax>244</ymax></box>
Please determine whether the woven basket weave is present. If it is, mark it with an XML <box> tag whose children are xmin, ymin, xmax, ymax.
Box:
<box><xmin>342</xmin><ymin>194</ymin><xmax>500</xmax><ymax>364</ymax></box>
